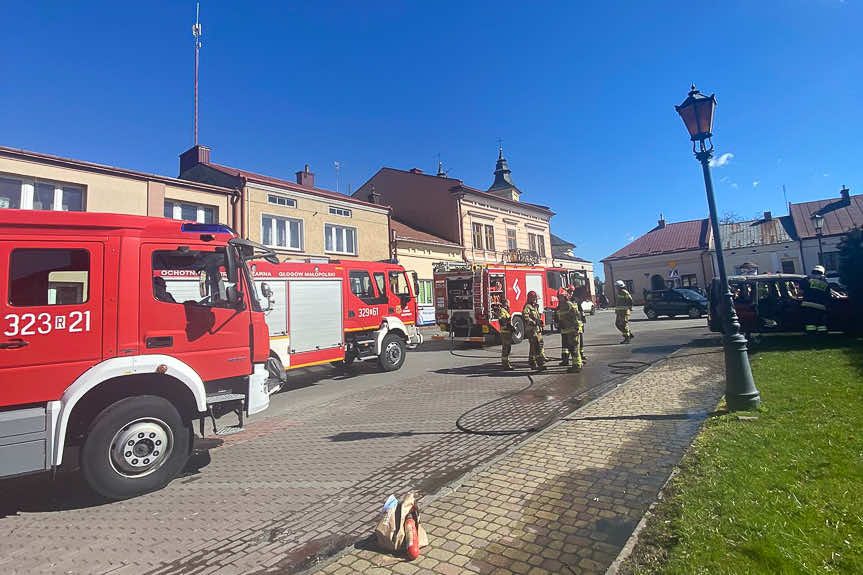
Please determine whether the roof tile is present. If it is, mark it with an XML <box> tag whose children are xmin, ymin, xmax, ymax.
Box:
<box><xmin>603</xmin><ymin>219</ymin><xmax>710</xmax><ymax>261</ymax></box>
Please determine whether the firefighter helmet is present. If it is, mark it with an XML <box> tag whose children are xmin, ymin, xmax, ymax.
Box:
<box><xmin>527</xmin><ymin>290</ymin><xmax>538</xmax><ymax>302</ymax></box>
<box><xmin>811</xmin><ymin>265</ymin><xmax>826</xmax><ymax>276</ymax></box>
<box><xmin>557</xmin><ymin>288</ymin><xmax>568</xmax><ymax>300</ymax></box>
<box><xmin>615</xmin><ymin>280</ymin><xmax>625</xmax><ymax>288</ymax></box>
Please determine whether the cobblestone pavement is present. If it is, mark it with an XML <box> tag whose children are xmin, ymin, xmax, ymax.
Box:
<box><xmin>0</xmin><ymin>314</ymin><xmax>713</xmax><ymax>575</ymax></box>
<box><xmin>312</xmin><ymin>346</ymin><xmax>724</xmax><ymax>575</ymax></box>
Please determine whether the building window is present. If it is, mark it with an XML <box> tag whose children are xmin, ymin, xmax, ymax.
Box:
<box><xmin>781</xmin><ymin>259</ymin><xmax>796</xmax><ymax>274</ymax></box>
<box><xmin>164</xmin><ymin>200</ymin><xmax>215</xmax><ymax>224</ymax></box>
<box><xmin>268</xmin><ymin>194</ymin><xmax>297</xmax><ymax>208</ymax></box>
<box><xmin>528</xmin><ymin>233</ymin><xmax>546</xmax><ymax>257</ymax></box>
<box><xmin>417</xmin><ymin>279</ymin><xmax>433</xmax><ymax>306</ymax></box>
<box><xmin>681</xmin><ymin>274</ymin><xmax>698</xmax><ymax>288</ymax></box>
<box><xmin>506</xmin><ymin>228</ymin><xmax>517</xmax><ymax>250</ymax></box>
<box><xmin>0</xmin><ymin>175</ymin><xmax>85</xmax><ymax>212</ymax></box>
<box><xmin>9</xmin><ymin>248</ymin><xmax>90</xmax><ymax>306</ymax></box>
<box><xmin>484</xmin><ymin>225</ymin><xmax>495</xmax><ymax>251</ymax></box>
<box><xmin>624</xmin><ymin>280</ymin><xmax>634</xmax><ymax>293</ymax></box>
<box><xmin>329</xmin><ymin>206</ymin><xmax>352</xmax><ymax>217</ymax></box>
<box><xmin>262</xmin><ymin>214</ymin><xmax>303</xmax><ymax>250</ymax></box>
<box><xmin>472</xmin><ymin>222</ymin><xmax>483</xmax><ymax>249</ymax></box>
<box><xmin>324</xmin><ymin>223</ymin><xmax>357</xmax><ymax>255</ymax></box>
<box><xmin>823</xmin><ymin>251</ymin><xmax>840</xmax><ymax>272</ymax></box>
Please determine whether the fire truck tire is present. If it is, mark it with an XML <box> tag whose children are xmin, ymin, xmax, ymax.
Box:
<box><xmin>80</xmin><ymin>395</ymin><xmax>192</xmax><ymax>500</ymax></box>
<box><xmin>511</xmin><ymin>316</ymin><xmax>525</xmax><ymax>344</ymax></box>
<box><xmin>378</xmin><ymin>333</ymin><xmax>406</xmax><ymax>372</ymax></box>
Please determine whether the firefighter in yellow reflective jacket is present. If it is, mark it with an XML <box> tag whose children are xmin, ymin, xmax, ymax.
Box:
<box><xmin>523</xmin><ymin>291</ymin><xmax>546</xmax><ymax>371</ymax></box>
<box><xmin>498</xmin><ymin>297</ymin><xmax>515</xmax><ymax>370</ymax></box>
<box><xmin>556</xmin><ymin>289</ymin><xmax>583</xmax><ymax>372</ymax></box>
<box><xmin>802</xmin><ymin>265</ymin><xmax>830</xmax><ymax>334</ymax></box>
<box><xmin>614</xmin><ymin>280</ymin><xmax>634</xmax><ymax>344</ymax></box>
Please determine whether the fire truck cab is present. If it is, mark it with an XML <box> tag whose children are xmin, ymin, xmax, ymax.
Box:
<box><xmin>250</xmin><ymin>259</ymin><xmax>423</xmax><ymax>372</ymax></box>
<box><xmin>0</xmin><ymin>211</ymin><xmax>278</xmax><ymax>499</ymax></box>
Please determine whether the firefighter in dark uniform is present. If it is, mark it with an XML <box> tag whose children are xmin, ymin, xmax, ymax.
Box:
<box><xmin>614</xmin><ymin>280</ymin><xmax>634</xmax><ymax>343</ymax></box>
<box><xmin>568</xmin><ymin>285</ymin><xmax>588</xmax><ymax>364</ymax></box>
<box><xmin>523</xmin><ymin>291</ymin><xmax>546</xmax><ymax>371</ymax></box>
<box><xmin>557</xmin><ymin>289</ymin><xmax>583</xmax><ymax>372</ymax></box>
<box><xmin>802</xmin><ymin>265</ymin><xmax>830</xmax><ymax>334</ymax></box>
<box><xmin>498</xmin><ymin>297</ymin><xmax>515</xmax><ymax>370</ymax></box>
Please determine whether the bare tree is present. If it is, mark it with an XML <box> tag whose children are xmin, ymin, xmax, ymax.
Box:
<box><xmin>720</xmin><ymin>211</ymin><xmax>743</xmax><ymax>224</ymax></box>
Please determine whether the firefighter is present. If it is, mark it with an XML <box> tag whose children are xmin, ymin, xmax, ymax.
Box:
<box><xmin>523</xmin><ymin>290</ymin><xmax>546</xmax><ymax>371</ymax></box>
<box><xmin>802</xmin><ymin>265</ymin><xmax>830</xmax><ymax>334</ymax></box>
<box><xmin>498</xmin><ymin>297</ymin><xmax>515</xmax><ymax>370</ymax></box>
<box><xmin>614</xmin><ymin>280</ymin><xmax>634</xmax><ymax>343</ymax></box>
<box><xmin>556</xmin><ymin>289</ymin><xmax>583</xmax><ymax>372</ymax></box>
<box><xmin>565</xmin><ymin>285</ymin><xmax>587</xmax><ymax>363</ymax></box>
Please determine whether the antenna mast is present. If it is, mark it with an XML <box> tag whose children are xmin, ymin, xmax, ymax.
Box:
<box><xmin>192</xmin><ymin>2</ymin><xmax>203</xmax><ymax>146</ymax></box>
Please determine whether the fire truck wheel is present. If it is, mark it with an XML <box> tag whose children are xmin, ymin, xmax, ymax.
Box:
<box><xmin>80</xmin><ymin>395</ymin><xmax>191</xmax><ymax>500</ymax></box>
<box><xmin>511</xmin><ymin>316</ymin><xmax>525</xmax><ymax>344</ymax></box>
<box><xmin>378</xmin><ymin>333</ymin><xmax>406</xmax><ymax>372</ymax></box>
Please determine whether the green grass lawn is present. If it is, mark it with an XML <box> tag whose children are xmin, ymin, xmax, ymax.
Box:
<box><xmin>622</xmin><ymin>336</ymin><xmax>863</xmax><ymax>575</ymax></box>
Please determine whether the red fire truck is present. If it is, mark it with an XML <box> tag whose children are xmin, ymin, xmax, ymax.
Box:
<box><xmin>433</xmin><ymin>259</ymin><xmax>588</xmax><ymax>343</ymax></box>
<box><xmin>248</xmin><ymin>259</ymin><xmax>423</xmax><ymax>372</ymax></box>
<box><xmin>0</xmin><ymin>211</ymin><xmax>282</xmax><ymax>499</ymax></box>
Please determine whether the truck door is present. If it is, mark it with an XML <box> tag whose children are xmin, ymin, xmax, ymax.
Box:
<box><xmin>141</xmin><ymin>244</ymin><xmax>251</xmax><ymax>383</ymax></box>
<box><xmin>345</xmin><ymin>268</ymin><xmax>385</xmax><ymax>331</ymax></box>
<box><xmin>388</xmin><ymin>269</ymin><xmax>416</xmax><ymax>325</ymax></box>
<box><xmin>0</xmin><ymin>241</ymin><xmax>104</xmax><ymax>406</ymax></box>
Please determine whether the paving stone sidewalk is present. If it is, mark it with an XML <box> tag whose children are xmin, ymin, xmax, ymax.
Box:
<box><xmin>310</xmin><ymin>348</ymin><xmax>725</xmax><ymax>575</ymax></box>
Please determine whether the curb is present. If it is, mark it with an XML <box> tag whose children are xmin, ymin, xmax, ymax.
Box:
<box><xmin>604</xmin><ymin>468</ymin><xmax>679</xmax><ymax>575</ymax></box>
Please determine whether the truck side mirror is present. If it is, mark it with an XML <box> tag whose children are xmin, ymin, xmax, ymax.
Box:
<box><xmin>260</xmin><ymin>282</ymin><xmax>275</xmax><ymax>311</ymax></box>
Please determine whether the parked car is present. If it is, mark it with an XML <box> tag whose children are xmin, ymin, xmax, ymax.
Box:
<box><xmin>580</xmin><ymin>299</ymin><xmax>595</xmax><ymax>315</ymax></box>
<box><xmin>643</xmin><ymin>288</ymin><xmax>709</xmax><ymax>320</ymax></box>
<box><xmin>707</xmin><ymin>274</ymin><xmax>852</xmax><ymax>336</ymax></box>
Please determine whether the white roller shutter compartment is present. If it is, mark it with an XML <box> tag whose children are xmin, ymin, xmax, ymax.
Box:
<box><xmin>288</xmin><ymin>279</ymin><xmax>344</xmax><ymax>353</ymax></box>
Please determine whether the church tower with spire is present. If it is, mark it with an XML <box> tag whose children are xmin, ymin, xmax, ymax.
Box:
<box><xmin>487</xmin><ymin>146</ymin><xmax>521</xmax><ymax>202</ymax></box>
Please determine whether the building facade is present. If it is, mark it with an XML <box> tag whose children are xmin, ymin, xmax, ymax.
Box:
<box><xmin>550</xmin><ymin>233</ymin><xmax>595</xmax><ymax>299</ymax></box>
<box><xmin>178</xmin><ymin>145</ymin><xmax>391</xmax><ymax>261</ymax></box>
<box><xmin>790</xmin><ymin>186</ymin><xmax>862</xmax><ymax>280</ymax></box>
<box><xmin>708</xmin><ymin>212</ymin><xmax>801</xmax><ymax>276</ymax></box>
<box><xmin>390</xmin><ymin>219</ymin><xmax>463</xmax><ymax>325</ymax></box>
<box><xmin>0</xmin><ymin>145</ymin><xmax>236</xmax><ymax>225</ymax></box>
<box><xmin>353</xmin><ymin>148</ymin><xmax>555</xmax><ymax>268</ymax></box>
<box><xmin>602</xmin><ymin>217</ymin><xmax>712</xmax><ymax>305</ymax></box>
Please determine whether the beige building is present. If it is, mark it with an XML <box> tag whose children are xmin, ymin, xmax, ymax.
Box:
<box><xmin>390</xmin><ymin>219</ymin><xmax>463</xmax><ymax>324</ymax></box>
<box><xmin>0</xmin><ymin>145</ymin><xmax>235</xmax><ymax>225</ymax></box>
<box><xmin>178</xmin><ymin>146</ymin><xmax>391</xmax><ymax>261</ymax></box>
<box><xmin>550</xmin><ymin>233</ymin><xmax>595</xmax><ymax>299</ymax></box>
<box><xmin>602</xmin><ymin>216</ymin><xmax>712</xmax><ymax>305</ymax></box>
<box><xmin>353</xmin><ymin>148</ymin><xmax>555</xmax><ymax>268</ymax></box>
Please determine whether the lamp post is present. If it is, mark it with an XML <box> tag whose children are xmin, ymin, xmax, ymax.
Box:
<box><xmin>812</xmin><ymin>213</ymin><xmax>825</xmax><ymax>266</ymax></box>
<box><xmin>675</xmin><ymin>85</ymin><xmax>760</xmax><ymax>411</ymax></box>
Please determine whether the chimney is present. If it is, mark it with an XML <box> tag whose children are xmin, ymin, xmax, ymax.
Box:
<box><xmin>763</xmin><ymin>211</ymin><xmax>772</xmax><ymax>221</ymax></box>
<box><xmin>296</xmin><ymin>164</ymin><xmax>315</xmax><ymax>188</ymax></box>
<box><xmin>409</xmin><ymin>168</ymin><xmax>423</xmax><ymax>174</ymax></box>
<box><xmin>367</xmin><ymin>184</ymin><xmax>381</xmax><ymax>204</ymax></box>
<box><xmin>658</xmin><ymin>213</ymin><xmax>666</xmax><ymax>229</ymax></box>
<box><xmin>179</xmin><ymin>145</ymin><xmax>211</xmax><ymax>176</ymax></box>
<box><xmin>840</xmin><ymin>185</ymin><xmax>850</xmax><ymax>203</ymax></box>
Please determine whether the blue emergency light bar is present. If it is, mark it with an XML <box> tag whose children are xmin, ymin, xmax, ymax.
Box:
<box><xmin>181</xmin><ymin>223</ymin><xmax>234</xmax><ymax>234</ymax></box>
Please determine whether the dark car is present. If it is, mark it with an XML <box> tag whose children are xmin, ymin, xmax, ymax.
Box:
<box><xmin>643</xmin><ymin>288</ymin><xmax>708</xmax><ymax>320</ymax></box>
<box><xmin>707</xmin><ymin>274</ymin><xmax>852</xmax><ymax>335</ymax></box>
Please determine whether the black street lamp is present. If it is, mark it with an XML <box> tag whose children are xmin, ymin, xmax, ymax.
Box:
<box><xmin>675</xmin><ymin>85</ymin><xmax>761</xmax><ymax>411</ymax></box>
<box><xmin>812</xmin><ymin>213</ymin><xmax>825</xmax><ymax>266</ymax></box>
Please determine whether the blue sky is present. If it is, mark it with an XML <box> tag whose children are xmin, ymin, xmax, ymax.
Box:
<box><xmin>2</xmin><ymin>1</ymin><xmax>860</xmax><ymax>278</ymax></box>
